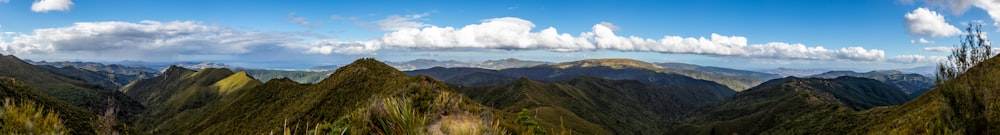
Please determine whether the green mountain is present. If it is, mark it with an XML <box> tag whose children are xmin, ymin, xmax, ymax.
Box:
<box><xmin>670</xmin><ymin>76</ymin><xmax>912</xmax><ymax>134</ymax></box>
<box><xmin>809</xmin><ymin>70</ymin><xmax>936</xmax><ymax>97</ymax></box>
<box><xmin>122</xmin><ymin>66</ymin><xmax>263</xmax><ymax>132</ymax></box>
<box><xmin>0</xmin><ymin>54</ymin><xmax>144</xmax><ymax>123</ymax></box>
<box><xmin>126</xmin><ymin>58</ymin><xmax>521</xmax><ymax>134</ymax></box>
<box><xmin>456</xmin><ymin>76</ymin><xmax>732</xmax><ymax>134</ymax></box>
<box><xmin>0</xmin><ymin>77</ymin><xmax>101</xmax><ymax>134</ymax></box>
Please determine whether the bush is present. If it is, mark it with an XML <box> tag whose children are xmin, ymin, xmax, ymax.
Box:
<box><xmin>1</xmin><ymin>98</ymin><xmax>69</xmax><ymax>134</ymax></box>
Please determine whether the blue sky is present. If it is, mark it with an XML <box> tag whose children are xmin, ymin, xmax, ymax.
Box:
<box><xmin>0</xmin><ymin>0</ymin><xmax>996</xmax><ymax>70</ymax></box>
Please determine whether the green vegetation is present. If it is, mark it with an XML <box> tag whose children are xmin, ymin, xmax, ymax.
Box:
<box><xmin>0</xmin><ymin>77</ymin><xmax>102</xmax><ymax>134</ymax></box>
<box><xmin>122</xmin><ymin>66</ymin><xmax>262</xmax><ymax>133</ymax></box>
<box><xmin>670</xmin><ymin>77</ymin><xmax>911</xmax><ymax>134</ymax></box>
<box><xmin>119</xmin><ymin>58</ymin><xmax>519</xmax><ymax>134</ymax></box>
<box><xmin>0</xmin><ymin>54</ymin><xmax>144</xmax><ymax>123</ymax></box>
<box><xmin>2</xmin><ymin>98</ymin><xmax>69</xmax><ymax>135</ymax></box>
<box><xmin>455</xmin><ymin>76</ymin><xmax>730</xmax><ymax>134</ymax></box>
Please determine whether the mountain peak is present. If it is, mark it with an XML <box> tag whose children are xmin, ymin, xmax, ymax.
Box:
<box><xmin>321</xmin><ymin>58</ymin><xmax>407</xmax><ymax>84</ymax></box>
<box><xmin>163</xmin><ymin>65</ymin><xmax>195</xmax><ymax>75</ymax></box>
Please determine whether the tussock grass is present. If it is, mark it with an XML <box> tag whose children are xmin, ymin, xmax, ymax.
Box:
<box><xmin>1</xmin><ymin>98</ymin><xmax>69</xmax><ymax>135</ymax></box>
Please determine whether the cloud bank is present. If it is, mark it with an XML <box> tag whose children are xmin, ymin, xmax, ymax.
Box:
<box><xmin>364</xmin><ymin>17</ymin><xmax>886</xmax><ymax>61</ymax></box>
<box><xmin>0</xmin><ymin>20</ymin><xmax>293</xmax><ymax>60</ymax></box>
<box><xmin>3</xmin><ymin>18</ymin><xmax>896</xmax><ymax>63</ymax></box>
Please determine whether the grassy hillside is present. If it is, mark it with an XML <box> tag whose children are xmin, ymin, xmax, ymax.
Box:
<box><xmin>0</xmin><ymin>77</ymin><xmax>99</xmax><ymax>134</ymax></box>
<box><xmin>122</xmin><ymin>66</ymin><xmax>263</xmax><ymax>132</ymax></box>
<box><xmin>128</xmin><ymin>58</ymin><xmax>526</xmax><ymax>134</ymax></box>
<box><xmin>0</xmin><ymin>54</ymin><xmax>144</xmax><ymax>123</ymax></box>
<box><xmin>670</xmin><ymin>76</ymin><xmax>911</xmax><ymax>134</ymax></box>
<box><xmin>456</xmin><ymin>76</ymin><xmax>731</xmax><ymax>134</ymax></box>
<box><xmin>850</xmin><ymin>55</ymin><xmax>1000</xmax><ymax>134</ymax></box>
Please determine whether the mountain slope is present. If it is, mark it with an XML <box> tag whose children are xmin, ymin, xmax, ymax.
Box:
<box><xmin>670</xmin><ymin>76</ymin><xmax>911</xmax><ymax>134</ymax></box>
<box><xmin>0</xmin><ymin>77</ymin><xmax>99</xmax><ymax>135</ymax></box>
<box><xmin>457</xmin><ymin>76</ymin><xmax>731</xmax><ymax>134</ymax></box>
<box><xmin>809</xmin><ymin>70</ymin><xmax>935</xmax><ymax>97</ymax></box>
<box><xmin>0</xmin><ymin>54</ymin><xmax>144</xmax><ymax>122</ymax></box>
<box><xmin>122</xmin><ymin>66</ymin><xmax>261</xmax><ymax>132</ymax></box>
<box><xmin>851</xmin><ymin>56</ymin><xmax>1000</xmax><ymax>134</ymax></box>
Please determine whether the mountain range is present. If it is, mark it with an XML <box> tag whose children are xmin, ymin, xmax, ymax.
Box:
<box><xmin>2</xmin><ymin>52</ymin><xmax>998</xmax><ymax>134</ymax></box>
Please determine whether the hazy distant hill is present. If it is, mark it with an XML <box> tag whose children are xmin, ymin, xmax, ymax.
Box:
<box><xmin>809</xmin><ymin>70</ymin><xmax>935</xmax><ymax>97</ymax></box>
<box><xmin>311</xmin><ymin>58</ymin><xmax>551</xmax><ymax>71</ymax></box>
<box><xmin>456</xmin><ymin>76</ymin><xmax>732</xmax><ymax>134</ymax></box>
<box><xmin>655</xmin><ymin>62</ymin><xmax>781</xmax><ymax>80</ymax></box>
<box><xmin>28</xmin><ymin>60</ymin><xmax>160</xmax><ymax>76</ymax></box>
<box><xmin>670</xmin><ymin>76</ymin><xmax>911</xmax><ymax>134</ymax></box>
<box><xmin>758</xmin><ymin>67</ymin><xmax>831</xmax><ymax>77</ymax></box>
<box><xmin>895</xmin><ymin>65</ymin><xmax>936</xmax><ymax>77</ymax></box>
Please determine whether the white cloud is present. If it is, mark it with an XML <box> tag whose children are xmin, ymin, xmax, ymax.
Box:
<box><xmin>888</xmin><ymin>55</ymin><xmax>947</xmax><ymax>64</ymax></box>
<box><xmin>905</xmin><ymin>8</ymin><xmax>962</xmax><ymax>37</ymax></box>
<box><xmin>1</xmin><ymin>0</ymin><xmax>9</xmax><ymax>3</ymax></box>
<box><xmin>911</xmin><ymin>38</ymin><xmax>936</xmax><ymax>44</ymax></box>
<box><xmin>375</xmin><ymin>13</ymin><xmax>430</xmax><ymax>31</ymax></box>
<box><xmin>0</xmin><ymin>20</ymin><xmax>293</xmax><ymax>59</ymax></box>
<box><xmin>972</xmin><ymin>0</ymin><xmax>1000</xmax><ymax>27</ymax></box>
<box><xmin>31</xmin><ymin>0</ymin><xmax>74</xmax><ymax>13</ymax></box>
<box><xmin>923</xmin><ymin>46</ymin><xmax>954</xmax><ymax>52</ymax></box>
<box><xmin>377</xmin><ymin>17</ymin><xmax>885</xmax><ymax>61</ymax></box>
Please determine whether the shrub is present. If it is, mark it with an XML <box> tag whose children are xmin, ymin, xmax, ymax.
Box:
<box><xmin>1</xmin><ymin>98</ymin><xmax>69</xmax><ymax>135</ymax></box>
